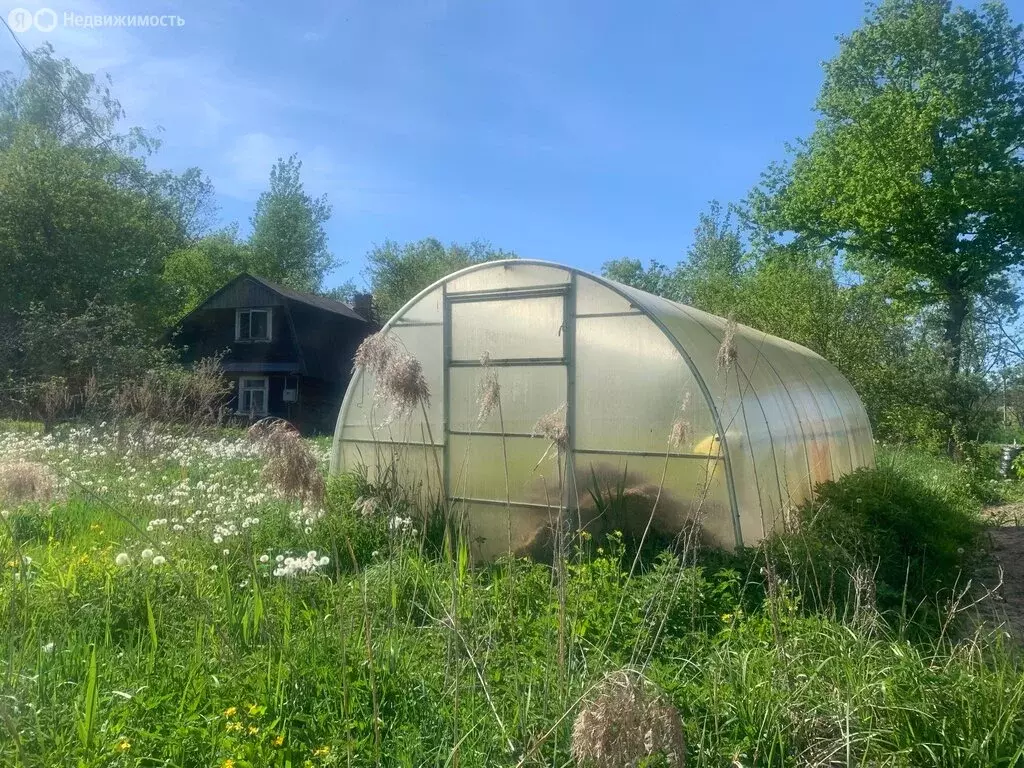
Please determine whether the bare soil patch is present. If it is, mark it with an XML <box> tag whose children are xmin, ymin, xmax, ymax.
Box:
<box><xmin>976</xmin><ymin>504</ymin><xmax>1024</xmax><ymax>640</ymax></box>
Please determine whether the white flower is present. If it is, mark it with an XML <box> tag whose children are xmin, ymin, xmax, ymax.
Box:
<box><xmin>115</xmin><ymin>553</ymin><xmax>131</xmax><ymax>567</ymax></box>
<box><xmin>151</xmin><ymin>555</ymin><xmax>167</xmax><ymax>567</ymax></box>
<box><xmin>41</xmin><ymin>642</ymin><xmax>55</xmax><ymax>654</ymax></box>
<box><xmin>222</xmin><ymin>549</ymin><xmax>230</xmax><ymax>556</ymax></box>
<box><xmin>209</xmin><ymin>564</ymin><xmax>218</xmax><ymax>572</ymax></box>
<box><xmin>213</xmin><ymin>535</ymin><xmax>223</xmax><ymax>544</ymax></box>
<box><xmin>304</xmin><ymin>527</ymin><xmax>312</xmax><ymax>535</ymax></box>
<box><xmin>275</xmin><ymin>554</ymin><xmax>284</xmax><ymax>563</ymax></box>
<box><xmin>140</xmin><ymin>548</ymin><xmax>155</xmax><ymax>561</ymax></box>
<box><xmin>319</xmin><ymin>556</ymin><xmax>329</xmax><ymax>566</ymax></box>
<box><xmin>259</xmin><ymin>554</ymin><xmax>269</xmax><ymax>563</ymax></box>
<box><xmin>307</xmin><ymin>550</ymin><xmax>317</xmax><ymax>559</ymax></box>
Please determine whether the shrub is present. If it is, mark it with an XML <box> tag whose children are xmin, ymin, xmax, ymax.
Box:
<box><xmin>769</xmin><ymin>464</ymin><xmax>980</xmax><ymax>626</ymax></box>
<box><xmin>111</xmin><ymin>356</ymin><xmax>232</xmax><ymax>431</ymax></box>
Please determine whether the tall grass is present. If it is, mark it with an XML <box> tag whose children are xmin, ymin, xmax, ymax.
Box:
<box><xmin>0</xmin><ymin>423</ymin><xmax>1022</xmax><ymax>766</ymax></box>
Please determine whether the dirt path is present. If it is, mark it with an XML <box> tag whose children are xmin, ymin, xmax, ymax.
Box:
<box><xmin>977</xmin><ymin>504</ymin><xmax>1024</xmax><ymax>640</ymax></box>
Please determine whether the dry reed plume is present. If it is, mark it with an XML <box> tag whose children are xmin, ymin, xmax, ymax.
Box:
<box><xmin>247</xmin><ymin>418</ymin><xmax>325</xmax><ymax>507</ymax></box>
<box><xmin>716</xmin><ymin>319</ymin><xmax>738</xmax><ymax>372</ymax></box>
<box><xmin>354</xmin><ymin>332</ymin><xmax>431</xmax><ymax>424</ymax></box>
<box><xmin>475</xmin><ymin>353</ymin><xmax>501</xmax><ymax>426</ymax></box>
<box><xmin>532</xmin><ymin>404</ymin><xmax>568</xmax><ymax>450</ymax></box>
<box><xmin>0</xmin><ymin>461</ymin><xmax>56</xmax><ymax>505</ymax></box>
<box><xmin>668</xmin><ymin>393</ymin><xmax>692</xmax><ymax>450</ymax></box>
<box><xmin>571</xmin><ymin>668</ymin><xmax>686</xmax><ymax>767</ymax></box>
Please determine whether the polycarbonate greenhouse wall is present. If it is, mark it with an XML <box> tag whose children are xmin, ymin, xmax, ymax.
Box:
<box><xmin>331</xmin><ymin>260</ymin><xmax>874</xmax><ymax>558</ymax></box>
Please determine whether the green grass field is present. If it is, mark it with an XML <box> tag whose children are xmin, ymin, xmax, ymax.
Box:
<box><xmin>2</xmin><ymin>423</ymin><xmax>1023</xmax><ymax>767</ymax></box>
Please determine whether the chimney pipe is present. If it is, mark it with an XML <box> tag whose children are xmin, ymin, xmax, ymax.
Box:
<box><xmin>352</xmin><ymin>292</ymin><xmax>375</xmax><ymax>323</ymax></box>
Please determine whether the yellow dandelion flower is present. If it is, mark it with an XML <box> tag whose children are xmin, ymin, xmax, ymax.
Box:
<box><xmin>226</xmin><ymin>722</ymin><xmax>243</xmax><ymax>733</ymax></box>
<box><xmin>313</xmin><ymin>745</ymin><xmax>331</xmax><ymax>757</ymax></box>
<box><xmin>222</xmin><ymin>760</ymin><xmax>235</xmax><ymax>768</ymax></box>
<box><xmin>248</xmin><ymin>703</ymin><xmax>263</xmax><ymax>716</ymax></box>
<box><xmin>248</xmin><ymin>726</ymin><xmax>259</xmax><ymax>736</ymax></box>
<box><xmin>273</xmin><ymin>734</ymin><xmax>285</xmax><ymax>747</ymax></box>
<box><xmin>117</xmin><ymin>739</ymin><xmax>131</xmax><ymax>752</ymax></box>
<box><xmin>223</xmin><ymin>706</ymin><xmax>237</xmax><ymax>718</ymax></box>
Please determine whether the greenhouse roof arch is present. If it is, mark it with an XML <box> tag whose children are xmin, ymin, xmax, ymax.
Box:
<box><xmin>331</xmin><ymin>260</ymin><xmax>874</xmax><ymax>558</ymax></box>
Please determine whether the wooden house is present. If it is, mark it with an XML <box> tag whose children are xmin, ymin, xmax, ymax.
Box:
<box><xmin>173</xmin><ymin>274</ymin><xmax>375</xmax><ymax>433</ymax></box>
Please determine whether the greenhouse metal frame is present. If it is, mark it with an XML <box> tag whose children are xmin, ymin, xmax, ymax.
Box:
<box><xmin>332</xmin><ymin>260</ymin><xmax>874</xmax><ymax>558</ymax></box>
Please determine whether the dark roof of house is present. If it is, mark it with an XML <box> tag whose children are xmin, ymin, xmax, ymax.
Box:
<box><xmin>243</xmin><ymin>274</ymin><xmax>368</xmax><ymax>322</ymax></box>
<box><xmin>171</xmin><ymin>273</ymin><xmax>373</xmax><ymax>383</ymax></box>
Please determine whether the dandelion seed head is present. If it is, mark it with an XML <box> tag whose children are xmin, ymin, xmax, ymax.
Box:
<box><xmin>115</xmin><ymin>553</ymin><xmax>131</xmax><ymax>567</ymax></box>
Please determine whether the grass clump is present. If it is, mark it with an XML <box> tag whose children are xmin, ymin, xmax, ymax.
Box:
<box><xmin>770</xmin><ymin>454</ymin><xmax>980</xmax><ymax>628</ymax></box>
<box><xmin>0</xmin><ymin>460</ymin><xmax>56</xmax><ymax>505</ymax></box>
<box><xmin>572</xmin><ymin>668</ymin><xmax>685</xmax><ymax>767</ymax></box>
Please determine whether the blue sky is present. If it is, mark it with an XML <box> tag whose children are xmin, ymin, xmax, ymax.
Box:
<box><xmin>3</xmin><ymin>0</ymin><xmax>1022</xmax><ymax>292</ymax></box>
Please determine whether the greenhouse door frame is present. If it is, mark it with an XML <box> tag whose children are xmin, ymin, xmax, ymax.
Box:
<box><xmin>441</xmin><ymin>279</ymin><xmax>578</xmax><ymax>514</ymax></box>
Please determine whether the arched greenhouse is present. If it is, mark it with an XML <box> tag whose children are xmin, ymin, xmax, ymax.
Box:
<box><xmin>331</xmin><ymin>260</ymin><xmax>874</xmax><ymax>559</ymax></box>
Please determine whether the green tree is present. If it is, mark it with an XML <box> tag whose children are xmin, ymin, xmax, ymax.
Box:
<box><xmin>151</xmin><ymin>166</ymin><xmax>218</xmax><ymax>242</ymax></box>
<box><xmin>603</xmin><ymin>201</ymin><xmax>750</xmax><ymax>312</ymax></box>
<box><xmin>0</xmin><ymin>45</ymin><xmax>213</xmax><ymax>329</ymax></box>
<box><xmin>160</xmin><ymin>226</ymin><xmax>253</xmax><ymax>322</ymax></box>
<box><xmin>674</xmin><ymin>201</ymin><xmax>750</xmax><ymax>312</ymax></box>
<box><xmin>0</xmin><ymin>43</ymin><xmax>123</xmax><ymax>149</ymax></box>
<box><xmin>0</xmin><ymin>128</ymin><xmax>180</xmax><ymax>329</ymax></box>
<box><xmin>756</xmin><ymin>0</ymin><xmax>1024</xmax><ymax>447</ymax></box>
<box><xmin>602</xmin><ymin>258</ymin><xmax>678</xmax><ymax>298</ymax></box>
<box><xmin>364</xmin><ymin>238</ymin><xmax>516</xmax><ymax>319</ymax></box>
<box><xmin>248</xmin><ymin>154</ymin><xmax>334</xmax><ymax>292</ymax></box>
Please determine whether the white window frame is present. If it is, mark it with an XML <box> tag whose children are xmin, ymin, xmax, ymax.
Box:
<box><xmin>235</xmin><ymin>308</ymin><xmax>272</xmax><ymax>342</ymax></box>
<box><xmin>237</xmin><ymin>376</ymin><xmax>269</xmax><ymax>416</ymax></box>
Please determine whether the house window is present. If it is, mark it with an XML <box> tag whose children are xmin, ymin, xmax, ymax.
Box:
<box><xmin>238</xmin><ymin>376</ymin><xmax>269</xmax><ymax>415</ymax></box>
<box><xmin>236</xmin><ymin>308</ymin><xmax>272</xmax><ymax>342</ymax></box>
